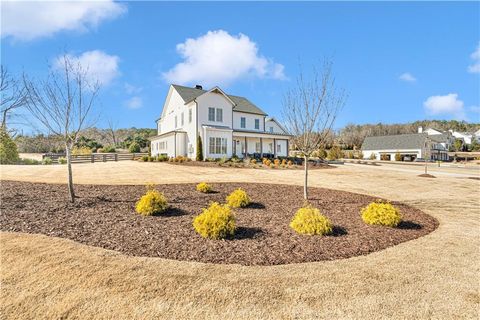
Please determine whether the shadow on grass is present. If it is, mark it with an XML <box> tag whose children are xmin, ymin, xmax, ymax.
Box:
<box><xmin>233</xmin><ymin>227</ymin><xmax>264</xmax><ymax>240</ymax></box>
<box><xmin>397</xmin><ymin>220</ymin><xmax>422</xmax><ymax>230</ymax></box>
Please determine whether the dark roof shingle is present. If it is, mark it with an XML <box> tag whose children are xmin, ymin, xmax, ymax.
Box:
<box><xmin>361</xmin><ymin>133</ymin><xmax>429</xmax><ymax>150</ymax></box>
<box><xmin>172</xmin><ymin>84</ymin><xmax>267</xmax><ymax>116</ymax></box>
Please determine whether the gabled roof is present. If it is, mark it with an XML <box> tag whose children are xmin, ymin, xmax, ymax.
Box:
<box><xmin>265</xmin><ymin>117</ymin><xmax>288</xmax><ymax>134</ymax></box>
<box><xmin>362</xmin><ymin>133</ymin><xmax>429</xmax><ymax>150</ymax></box>
<box><xmin>171</xmin><ymin>84</ymin><xmax>268</xmax><ymax>116</ymax></box>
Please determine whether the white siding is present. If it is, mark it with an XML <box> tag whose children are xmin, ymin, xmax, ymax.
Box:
<box><xmin>233</xmin><ymin>112</ymin><xmax>265</xmax><ymax>131</ymax></box>
<box><xmin>265</xmin><ymin>119</ymin><xmax>285</xmax><ymax>134</ymax></box>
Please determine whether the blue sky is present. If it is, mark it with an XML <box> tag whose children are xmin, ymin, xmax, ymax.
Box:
<box><xmin>1</xmin><ymin>1</ymin><xmax>479</xmax><ymax>131</ymax></box>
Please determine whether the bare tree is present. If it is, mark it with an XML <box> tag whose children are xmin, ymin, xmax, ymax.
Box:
<box><xmin>23</xmin><ymin>54</ymin><xmax>99</xmax><ymax>202</ymax></box>
<box><xmin>423</xmin><ymin>136</ymin><xmax>432</xmax><ymax>175</ymax></box>
<box><xmin>1</xmin><ymin>65</ymin><xmax>27</xmax><ymax>129</ymax></box>
<box><xmin>107</xmin><ymin>118</ymin><xmax>118</xmax><ymax>146</ymax></box>
<box><xmin>282</xmin><ymin>61</ymin><xmax>347</xmax><ymax>200</ymax></box>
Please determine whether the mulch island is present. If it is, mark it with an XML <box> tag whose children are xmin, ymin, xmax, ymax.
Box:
<box><xmin>418</xmin><ymin>174</ymin><xmax>436</xmax><ymax>178</ymax></box>
<box><xmin>0</xmin><ymin>181</ymin><xmax>438</xmax><ymax>266</ymax></box>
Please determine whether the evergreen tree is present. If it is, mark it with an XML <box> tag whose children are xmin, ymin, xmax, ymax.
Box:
<box><xmin>196</xmin><ymin>135</ymin><xmax>203</xmax><ymax>161</ymax></box>
<box><xmin>0</xmin><ymin>127</ymin><xmax>19</xmax><ymax>164</ymax></box>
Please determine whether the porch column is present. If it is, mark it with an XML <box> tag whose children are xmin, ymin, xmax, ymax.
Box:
<box><xmin>244</xmin><ymin>136</ymin><xmax>247</xmax><ymax>157</ymax></box>
<box><xmin>273</xmin><ymin>138</ymin><xmax>276</xmax><ymax>158</ymax></box>
<box><xmin>260</xmin><ymin>137</ymin><xmax>263</xmax><ymax>158</ymax></box>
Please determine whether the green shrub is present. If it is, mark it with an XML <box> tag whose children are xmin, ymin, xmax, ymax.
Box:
<box><xmin>361</xmin><ymin>200</ymin><xmax>402</xmax><ymax>227</ymax></box>
<box><xmin>20</xmin><ymin>158</ymin><xmax>40</xmax><ymax>165</ymax></box>
<box><xmin>135</xmin><ymin>184</ymin><xmax>168</xmax><ymax>216</ymax></box>
<box><xmin>42</xmin><ymin>157</ymin><xmax>53</xmax><ymax>165</ymax></box>
<box><xmin>129</xmin><ymin>142</ymin><xmax>141</xmax><ymax>153</ymax></box>
<box><xmin>72</xmin><ymin>146</ymin><xmax>92</xmax><ymax>155</ymax></box>
<box><xmin>196</xmin><ymin>136</ymin><xmax>203</xmax><ymax>161</ymax></box>
<box><xmin>196</xmin><ymin>182</ymin><xmax>212</xmax><ymax>193</ymax></box>
<box><xmin>58</xmin><ymin>157</ymin><xmax>67</xmax><ymax>164</ymax></box>
<box><xmin>0</xmin><ymin>127</ymin><xmax>19</xmax><ymax>164</ymax></box>
<box><xmin>158</xmin><ymin>154</ymin><xmax>169</xmax><ymax>162</ymax></box>
<box><xmin>140</xmin><ymin>155</ymin><xmax>149</xmax><ymax>162</ymax></box>
<box><xmin>226</xmin><ymin>188</ymin><xmax>250</xmax><ymax>208</ymax></box>
<box><xmin>327</xmin><ymin>145</ymin><xmax>344</xmax><ymax>160</ymax></box>
<box><xmin>193</xmin><ymin>202</ymin><xmax>235</xmax><ymax>239</ymax></box>
<box><xmin>290</xmin><ymin>205</ymin><xmax>333</xmax><ymax>235</ymax></box>
<box><xmin>103</xmin><ymin>145</ymin><xmax>116</xmax><ymax>153</ymax></box>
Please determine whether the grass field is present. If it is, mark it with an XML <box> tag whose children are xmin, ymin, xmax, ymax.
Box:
<box><xmin>1</xmin><ymin>162</ymin><xmax>479</xmax><ymax>319</ymax></box>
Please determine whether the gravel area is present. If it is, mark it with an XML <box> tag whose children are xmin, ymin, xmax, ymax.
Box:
<box><xmin>0</xmin><ymin>181</ymin><xmax>438</xmax><ymax>265</ymax></box>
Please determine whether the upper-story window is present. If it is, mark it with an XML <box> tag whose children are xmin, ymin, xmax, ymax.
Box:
<box><xmin>208</xmin><ymin>107</ymin><xmax>215</xmax><ymax>121</ymax></box>
<box><xmin>181</xmin><ymin>112</ymin><xmax>184</xmax><ymax>126</ymax></box>
<box><xmin>255</xmin><ymin>119</ymin><xmax>260</xmax><ymax>130</ymax></box>
<box><xmin>189</xmin><ymin>108</ymin><xmax>192</xmax><ymax>123</ymax></box>
<box><xmin>269</xmin><ymin>126</ymin><xmax>273</xmax><ymax>133</ymax></box>
<box><xmin>216</xmin><ymin>108</ymin><xmax>223</xmax><ymax>122</ymax></box>
<box><xmin>240</xmin><ymin>117</ymin><xmax>246</xmax><ymax>128</ymax></box>
<box><xmin>175</xmin><ymin>116</ymin><xmax>178</xmax><ymax>128</ymax></box>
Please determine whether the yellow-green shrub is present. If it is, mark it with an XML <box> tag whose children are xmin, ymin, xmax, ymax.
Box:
<box><xmin>193</xmin><ymin>202</ymin><xmax>235</xmax><ymax>239</ymax></box>
<box><xmin>226</xmin><ymin>188</ymin><xmax>250</xmax><ymax>208</ymax></box>
<box><xmin>196</xmin><ymin>182</ymin><xmax>212</xmax><ymax>193</ymax></box>
<box><xmin>72</xmin><ymin>146</ymin><xmax>92</xmax><ymax>155</ymax></box>
<box><xmin>265</xmin><ymin>159</ymin><xmax>272</xmax><ymax>166</ymax></box>
<box><xmin>290</xmin><ymin>205</ymin><xmax>333</xmax><ymax>235</ymax></box>
<box><xmin>135</xmin><ymin>185</ymin><xmax>168</xmax><ymax>216</ymax></box>
<box><xmin>361</xmin><ymin>200</ymin><xmax>401</xmax><ymax>227</ymax></box>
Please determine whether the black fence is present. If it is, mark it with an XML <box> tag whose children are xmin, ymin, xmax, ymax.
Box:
<box><xmin>42</xmin><ymin>153</ymin><xmax>148</xmax><ymax>164</ymax></box>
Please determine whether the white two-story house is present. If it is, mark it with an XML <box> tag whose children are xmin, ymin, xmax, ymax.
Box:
<box><xmin>150</xmin><ymin>84</ymin><xmax>291</xmax><ymax>160</ymax></box>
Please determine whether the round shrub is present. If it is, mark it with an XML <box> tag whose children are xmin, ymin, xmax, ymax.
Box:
<box><xmin>226</xmin><ymin>188</ymin><xmax>250</xmax><ymax>208</ymax></box>
<box><xmin>58</xmin><ymin>157</ymin><xmax>67</xmax><ymax>164</ymax></box>
<box><xmin>129</xmin><ymin>142</ymin><xmax>141</xmax><ymax>153</ymax></box>
<box><xmin>42</xmin><ymin>157</ymin><xmax>53</xmax><ymax>165</ymax></box>
<box><xmin>361</xmin><ymin>201</ymin><xmax>402</xmax><ymax>227</ymax></box>
<box><xmin>193</xmin><ymin>202</ymin><xmax>235</xmax><ymax>239</ymax></box>
<box><xmin>290</xmin><ymin>205</ymin><xmax>333</xmax><ymax>235</ymax></box>
<box><xmin>103</xmin><ymin>145</ymin><xmax>116</xmax><ymax>153</ymax></box>
<box><xmin>196</xmin><ymin>182</ymin><xmax>212</xmax><ymax>193</ymax></box>
<box><xmin>0</xmin><ymin>127</ymin><xmax>19</xmax><ymax>164</ymax></box>
<box><xmin>135</xmin><ymin>188</ymin><xmax>168</xmax><ymax>216</ymax></box>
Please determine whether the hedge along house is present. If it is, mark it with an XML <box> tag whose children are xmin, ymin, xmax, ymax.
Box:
<box><xmin>361</xmin><ymin>133</ymin><xmax>449</xmax><ymax>161</ymax></box>
<box><xmin>150</xmin><ymin>84</ymin><xmax>291</xmax><ymax>160</ymax></box>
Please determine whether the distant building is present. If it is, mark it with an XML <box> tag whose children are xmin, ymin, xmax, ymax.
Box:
<box><xmin>362</xmin><ymin>130</ymin><xmax>450</xmax><ymax>161</ymax></box>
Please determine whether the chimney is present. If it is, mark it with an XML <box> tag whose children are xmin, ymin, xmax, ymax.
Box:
<box><xmin>418</xmin><ymin>126</ymin><xmax>423</xmax><ymax>133</ymax></box>
<box><xmin>195</xmin><ymin>85</ymin><xmax>203</xmax><ymax>90</ymax></box>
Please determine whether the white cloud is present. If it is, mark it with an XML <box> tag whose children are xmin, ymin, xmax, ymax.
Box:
<box><xmin>162</xmin><ymin>30</ymin><xmax>286</xmax><ymax>87</ymax></box>
<box><xmin>467</xmin><ymin>43</ymin><xmax>480</xmax><ymax>73</ymax></box>
<box><xmin>125</xmin><ymin>96</ymin><xmax>143</xmax><ymax>109</ymax></box>
<box><xmin>1</xmin><ymin>0</ymin><xmax>126</xmax><ymax>41</ymax></box>
<box><xmin>399</xmin><ymin>72</ymin><xmax>416</xmax><ymax>82</ymax></box>
<box><xmin>124</xmin><ymin>83</ymin><xmax>143</xmax><ymax>95</ymax></box>
<box><xmin>423</xmin><ymin>93</ymin><xmax>466</xmax><ymax>120</ymax></box>
<box><xmin>55</xmin><ymin>50</ymin><xmax>120</xmax><ymax>86</ymax></box>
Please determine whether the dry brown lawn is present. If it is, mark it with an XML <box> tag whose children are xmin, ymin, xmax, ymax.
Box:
<box><xmin>1</xmin><ymin>162</ymin><xmax>479</xmax><ymax>319</ymax></box>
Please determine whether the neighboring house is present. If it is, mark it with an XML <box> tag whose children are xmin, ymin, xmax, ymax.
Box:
<box><xmin>361</xmin><ymin>133</ymin><xmax>449</xmax><ymax>161</ymax></box>
<box><xmin>418</xmin><ymin>126</ymin><xmax>454</xmax><ymax>150</ymax></box>
<box><xmin>150</xmin><ymin>84</ymin><xmax>291</xmax><ymax>160</ymax></box>
<box><xmin>449</xmin><ymin>130</ymin><xmax>475</xmax><ymax>145</ymax></box>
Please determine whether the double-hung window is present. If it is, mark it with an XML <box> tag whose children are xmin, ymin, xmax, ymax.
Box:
<box><xmin>277</xmin><ymin>144</ymin><xmax>282</xmax><ymax>153</ymax></box>
<box><xmin>208</xmin><ymin>107</ymin><xmax>215</xmax><ymax>121</ymax></box>
<box><xmin>255</xmin><ymin>119</ymin><xmax>260</xmax><ymax>129</ymax></box>
<box><xmin>209</xmin><ymin>137</ymin><xmax>228</xmax><ymax>154</ymax></box>
<box><xmin>216</xmin><ymin>108</ymin><xmax>223</xmax><ymax>122</ymax></box>
<box><xmin>240</xmin><ymin>117</ymin><xmax>246</xmax><ymax>128</ymax></box>
<box><xmin>269</xmin><ymin>126</ymin><xmax>273</xmax><ymax>133</ymax></box>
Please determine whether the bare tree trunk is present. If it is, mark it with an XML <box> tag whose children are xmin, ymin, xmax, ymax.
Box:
<box><xmin>424</xmin><ymin>160</ymin><xmax>427</xmax><ymax>175</ymax></box>
<box><xmin>65</xmin><ymin>143</ymin><xmax>75</xmax><ymax>203</ymax></box>
<box><xmin>304</xmin><ymin>155</ymin><xmax>308</xmax><ymax>200</ymax></box>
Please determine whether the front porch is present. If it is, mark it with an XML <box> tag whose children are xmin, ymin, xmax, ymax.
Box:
<box><xmin>232</xmin><ymin>131</ymin><xmax>290</xmax><ymax>158</ymax></box>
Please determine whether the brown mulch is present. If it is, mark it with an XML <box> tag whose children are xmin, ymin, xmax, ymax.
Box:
<box><xmin>0</xmin><ymin>181</ymin><xmax>438</xmax><ymax>266</ymax></box>
<box><xmin>418</xmin><ymin>174</ymin><xmax>437</xmax><ymax>178</ymax></box>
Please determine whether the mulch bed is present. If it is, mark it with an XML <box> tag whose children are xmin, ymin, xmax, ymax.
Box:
<box><xmin>418</xmin><ymin>174</ymin><xmax>437</xmax><ymax>178</ymax></box>
<box><xmin>0</xmin><ymin>181</ymin><xmax>438</xmax><ymax>266</ymax></box>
